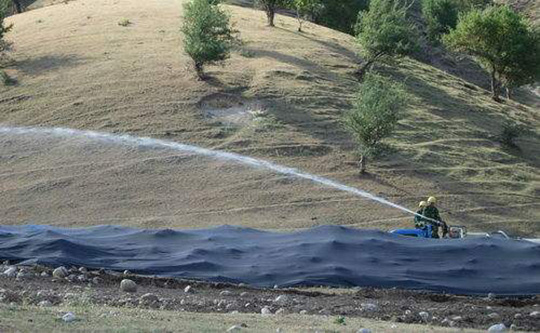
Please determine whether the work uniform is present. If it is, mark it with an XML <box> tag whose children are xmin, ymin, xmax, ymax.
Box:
<box><xmin>414</xmin><ymin>209</ymin><xmax>425</xmax><ymax>229</ymax></box>
<box><xmin>422</xmin><ymin>205</ymin><xmax>441</xmax><ymax>238</ymax></box>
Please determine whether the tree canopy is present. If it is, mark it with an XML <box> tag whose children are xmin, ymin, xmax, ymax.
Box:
<box><xmin>355</xmin><ymin>0</ymin><xmax>419</xmax><ymax>77</ymax></box>
<box><xmin>443</xmin><ymin>5</ymin><xmax>540</xmax><ymax>100</ymax></box>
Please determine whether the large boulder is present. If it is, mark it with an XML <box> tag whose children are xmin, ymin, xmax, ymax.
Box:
<box><xmin>120</xmin><ymin>279</ymin><xmax>137</xmax><ymax>293</ymax></box>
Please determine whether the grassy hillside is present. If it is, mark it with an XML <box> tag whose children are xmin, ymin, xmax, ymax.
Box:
<box><xmin>0</xmin><ymin>0</ymin><xmax>538</xmax><ymax>235</ymax></box>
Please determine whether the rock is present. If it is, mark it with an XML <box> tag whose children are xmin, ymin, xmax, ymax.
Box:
<box><xmin>140</xmin><ymin>293</ymin><xmax>159</xmax><ymax>305</ymax></box>
<box><xmin>92</xmin><ymin>277</ymin><xmax>102</xmax><ymax>284</ymax></box>
<box><xmin>275</xmin><ymin>308</ymin><xmax>287</xmax><ymax>315</ymax></box>
<box><xmin>451</xmin><ymin>316</ymin><xmax>463</xmax><ymax>322</ymax></box>
<box><xmin>53</xmin><ymin>267</ymin><xmax>68</xmax><ymax>279</ymax></box>
<box><xmin>220</xmin><ymin>290</ymin><xmax>233</xmax><ymax>296</ymax></box>
<box><xmin>419</xmin><ymin>311</ymin><xmax>430</xmax><ymax>321</ymax></box>
<box><xmin>184</xmin><ymin>285</ymin><xmax>192</xmax><ymax>293</ymax></box>
<box><xmin>488</xmin><ymin>312</ymin><xmax>500</xmax><ymax>319</ymax></box>
<box><xmin>120</xmin><ymin>279</ymin><xmax>137</xmax><ymax>292</ymax></box>
<box><xmin>360</xmin><ymin>303</ymin><xmax>378</xmax><ymax>312</ymax></box>
<box><xmin>487</xmin><ymin>293</ymin><xmax>496</xmax><ymax>300</ymax></box>
<box><xmin>38</xmin><ymin>300</ymin><xmax>52</xmax><ymax>307</ymax></box>
<box><xmin>404</xmin><ymin>310</ymin><xmax>412</xmax><ymax>316</ymax></box>
<box><xmin>273</xmin><ymin>285</ymin><xmax>279</xmax><ymax>289</ymax></box>
<box><xmin>299</xmin><ymin>310</ymin><xmax>308</xmax><ymax>315</ymax></box>
<box><xmin>276</xmin><ymin>328</ymin><xmax>283</xmax><ymax>333</ymax></box>
<box><xmin>274</xmin><ymin>295</ymin><xmax>289</xmax><ymax>304</ymax></box>
<box><xmin>41</xmin><ymin>271</ymin><xmax>50</xmax><ymax>277</ymax></box>
<box><xmin>123</xmin><ymin>270</ymin><xmax>130</xmax><ymax>275</ymax></box>
<box><xmin>240</xmin><ymin>292</ymin><xmax>248</xmax><ymax>297</ymax></box>
<box><xmin>510</xmin><ymin>324</ymin><xmax>518</xmax><ymax>331</ymax></box>
<box><xmin>78</xmin><ymin>267</ymin><xmax>88</xmax><ymax>273</ymax></box>
<box><xmin>16</xmin><ymin>271</ymin><xmax>28</xmax><ymax>280</ymax></box>
<box><xmin>227</xmin><ymin>325</ymin><xmax>243</xmax><ymax>332</ymax></box>
<box><xmin>357</xmin><ymin>329</ymin><xmax>372</xmax><ymax>333</ymax></box>
<box><xmin>530</xmin><ymin>311</ymin><xmax>540</xmax><ymax>317</ymax></box>
<box><xmin>244</xmin><ymin>303</ymin><xmax>250</xmax><ymax>308</ymax></box>
<box><xmin>230</xmin><ymin>310</ymin><xmax>239</xmax><ymax>314</ymax></box>
<box><xmin>261</xmin><ymin>306</ymin><xmax>272</xmax><ymax>316</ymax></box>
<box><xmin>514</xmin><ymin>313</ymin><xmax>522</xmax><ymax>319</ymax></box>
<box><xmin>62</xmin><ymin>312</ymin><xmax>76</xmax><ymax>323</ymax></box>
<box><xmin>3</xmin><ymin>266</ymin><xmax>17</xmax><ymax>277</ymax></box>
<box><xmin>487</xmin><ymin>323</ymin><xmax>507</xmax><ymax>332</ymax></box>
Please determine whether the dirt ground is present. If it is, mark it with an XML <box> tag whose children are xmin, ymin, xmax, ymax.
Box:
<box><xmin>1</xmin><ymin>263</ymin><xmax>539</xmax><ymax>332</ymax></box>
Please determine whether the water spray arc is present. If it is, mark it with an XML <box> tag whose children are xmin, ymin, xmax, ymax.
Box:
<box><xmin>0</xmin><ymin>126</ymin><xmax>419</xmax><ymax>218</ymax></box>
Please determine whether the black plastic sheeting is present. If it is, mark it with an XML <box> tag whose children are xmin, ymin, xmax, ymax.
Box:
<box><xmin>1</xmin><ymin>224</ymin><xmax>539</xmax><ymax>296</ymax></box>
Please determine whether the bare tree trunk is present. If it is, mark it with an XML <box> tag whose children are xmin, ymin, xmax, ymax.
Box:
<box><xmin>490</xmin><ymin>68</ymin><xmax>501</xmax><ymax>102</ymax></box>
<box><xmin>296</xmin><ymin>9</ymin><xmax>303</xmax><ymax>32</ymax></box>
<box><xmin>195</xmin><ymin>62</ymin><xmax>205</xmax><ymax>80</ymax></box>
<box><xmin>12</xmin><ymin>0</ymin><xmax>23</xmax><ymax>13</ymax></box>
<box><xmin>266</xmin><ymin>6</ymin><xmax>275</xmax><ymax>27</ymax></box>
<box><xmin>359</xmin><ymin>155</ymin><xmax>367</xmax><ymax>174</ymax></box>
<box><xmin>505</xmin><ymin>86</ymin><xmax>512</xmax><ymax>100</ymax></box>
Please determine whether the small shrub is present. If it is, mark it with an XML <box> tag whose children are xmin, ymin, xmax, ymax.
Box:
<box><xmin>1</xmin><ymin>70</ymin><xmax>16</xmax><ymax>86</ymax></box>
<box><xmin>118</xmin><ymin>18</ymin><xmax>131</xmax><ymax>27</ymax></box>
<box><xmin>334</xmin><ymin>316</ymin><xmax>346</xmax><ymax>325</ymax></box>
<box><xmin>239</xmin><ymin>48</ymin><xmax>255</xmax><ymax>58</ymax></box>
<box><xmin>498</xmin><ymin>120</ymin><xmax>525</xmax><ymax>147</ymax></box>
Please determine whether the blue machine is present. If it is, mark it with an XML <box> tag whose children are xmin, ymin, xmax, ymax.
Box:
<box><xmin>390</xmin><ymin>224</ymin><xmax>435</xmax><ymax>238</ymax></box>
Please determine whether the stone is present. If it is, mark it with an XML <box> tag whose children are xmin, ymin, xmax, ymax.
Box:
<box><xmin>488</xmin><ymin>312</ymin><xmax>500</xmax><ymax>319</ymax></box>
<box><xmin>140</xmin><ymin>293</ymin><xmax>159</xmax><ymax>305</ymax></box>
<box><xmin>38</xmin><ymin>300</ymin><xmax>52</xmax><ymax>307</ymax></box>
<box><xmin>78</xmin><ymin>267</ymin><xmax>88</xmax><ymax>273</ymax></box>
<box><xmin>273</xmin><ymin>285</ymin><xmax>279</xmax><ymax>289</ymax></box>
<box><xmin>275</xmin><ymin>308</ymin><xmax>287</xmax><ymax>315</ymax></box>
<box><xmin>227</xmin><ymin>325</ymin><xmax>243</xmax><ymax>332</ymax></box>
<box><xmin>261</xmin><ymin>306</ymin><xmax>272</xmax><ymax>316</ymax></box>
<box><xmin>530</xmin><ymin>311</ymin><xmax>540</xmax><ymax>317</ymax></box>
<box><xmin>274</xmin><ymin>295</ymin><xmax>289</xmax><ymax>304</ymax></box>
<box><xmin>487</xmin><ymin>293</ymin><xmax>496</xmax><ymax>300</ymax></box>
<box><xmin>120</xmin><ymin>279</ymin><xmax>137</xmax><ymax>293</ymax></box>
<box><xmin>220</xmin><ymin>290</ymin><xmax>233</xmax><ymax>296</ymax></box>
<box><xmin>514</xmin><ymin>313</ymin><xmax>522</xmax><ymax>319</ymax></box>
<box><xmin>360</xmin><ymin>303</ymin><xmax>378</xmax><ymax>312</ymax></box>
<box><xmin>299</xmin><ymin>310</ymin><xmax>308</xmax><ymax>315</ymax></box>
<box><xmin>123</xmin><ymin>270</ymin><xmax>130</xmax><ymax>275</ymax></box>
<box><xmin>92</xmin><ymin>277</ymin><xmax>102</xmax><ymax>284</ymax></box>
<box><xmin>53</xmin><ymin>267</ymin><xmax>68</xmax><ymax>279</ymax></box>
<box><xmin>451</xmin><ymin>316</ymin><xmax>463</xmax><ymax>322</ymax></box>
<box><xmin>3</xmin><ymin>266</ymin><xmax>17</xmax><ymax>277</ymax></box>
<box><xmin>357</xmin><ymin>329</ymin><xmax>372</xmax><ymax>333</ymax></box>
<box><xmin>487</xmin><ymin>323</ymin><xmax>507</xmax><ymax>332</ymax></box>
<box><xmin>62</xmin><ymin>312</ymin><xmax>76</xmax><ymax>323</ymax></box>
<box><xmin>419</xmin><ymin>311</ymin><xmax>430</xmax><ymax>321</ymax></box>
<box><xmin>41</xmin><ymin>271</ymin><xmax>50</xmax><ymax>277</ymax></box>
<box><xmin>184</xmin><ymin>285</ymin><xmax>192</xmax><ymax>293</ymax></box>
<box><xmin>240</xmin><ymin>292</ymin><xmax>248</xmax><ymax>297</ymax></box>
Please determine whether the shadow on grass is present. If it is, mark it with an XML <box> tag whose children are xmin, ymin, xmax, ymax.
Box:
<box><xmin>15</xmin><ymin>54</ymin><xmax>85</xmax><ymax>76</ymax></box>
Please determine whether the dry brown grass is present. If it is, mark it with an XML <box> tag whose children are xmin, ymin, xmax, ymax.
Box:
<box><xmin>0</xmin><ymin>0</ymin><xmax>538</xmax><ymax>235</ymax></box>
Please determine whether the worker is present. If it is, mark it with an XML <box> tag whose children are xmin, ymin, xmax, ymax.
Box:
<box><xmin>423</xmin><ymin>196</ymin><xmax>442</xmax><ymax>238</ymax></box>
<box><xmin>414</xmin><ymin>201</ymin><xmax>427</xmax><ymax>229</ymax></box>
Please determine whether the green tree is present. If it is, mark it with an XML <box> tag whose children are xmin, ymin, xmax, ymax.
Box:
<box><xmin>255</xmin><ymin>0</ymin><xmax>290</xmax><ymax>27</ymax></box>
<box><xmin>0</xmin><ymin>0</ymin><xmax>13</xmax><ymax>62</ymax></box>
<box><xmin>292</xmin><ymin>0</ymin><xmax>323</xmax><ymax>32</ymax></box>
<box><xmin>314</xmin><ymin>0</ymin><xmax>369</xmax><ymax>35</ymax></box>
<box><xmin>421</xmin><ymin>0</ymin><xmax>459</xmax><ymax>42</ymax></box>
<box><xmin>181</xmin><ymin>0</ymin><xmax>234</xmax><ymax>80</ymax></box>
<box><xmin>355</xmin><ymin>0</ymin><xmax>419</xmax><ymax>78</ymax></box>
<box><xmin>443</xmin><ymin>6</ymin><xmax>540</xmax><ymax>101</ymax></box>
<box><xmin>342</xmin><ymin>73</ymin><xmax>405</xmax><ymax>173</ymax></box>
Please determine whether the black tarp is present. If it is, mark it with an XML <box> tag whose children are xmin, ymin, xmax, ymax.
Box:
<box><xmin>1</xmin><ymin>224</ymin><xmax>539</xmax><ymax>296</ymax></box>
